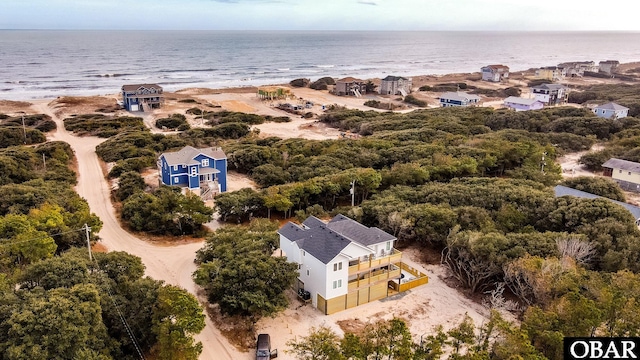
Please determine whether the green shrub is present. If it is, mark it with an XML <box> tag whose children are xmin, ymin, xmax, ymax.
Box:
<box><xmin>63</xmin><ymin>114</ymin><xmax>146</xmax><ymax>137</ymax></box>
<box><xmin>403</xmin><ymin>95</ymin><xmax>428</xmax><ymax>107</ymax></box>
<box><xmin>156</xmin><ymin>114</ymin><xmax>188</xmax><ymax>130</ymax></box>
<box><xmin>289</xmin><ymin>78</ymin><xmax>310</xmax><ymax>87</ymax></box>
<box><xmin>309</xmin><ymin>80</ymin><xmax>328</xmax><ymax>90</ymax></box>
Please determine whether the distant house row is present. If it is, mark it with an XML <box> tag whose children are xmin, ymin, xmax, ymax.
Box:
<box><xmin>334</xmin><ymin>75</ymin><xmax>412</xmax><ymax>97</ymax></box>
<box><xmin>534</xmin><ymin>60</ymin><xmax>620</xmax><ymax>80</ymax></box>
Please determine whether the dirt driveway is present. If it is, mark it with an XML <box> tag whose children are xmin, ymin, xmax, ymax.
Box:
<box><xmin>32</xmin><ymin>99</ymin><xmax>243</xmax><ymax>360</ymax></box>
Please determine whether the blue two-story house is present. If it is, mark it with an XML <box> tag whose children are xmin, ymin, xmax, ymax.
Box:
<box><xmin>158</xmin><ymin>146</ymin><xmax>227</xmax><ymax>196</ymax></box>
<box><xmin>121</xmin><ymin>84</ymin><xmax>164</xmax><ymax>112</ymax></box>
<box><xmin>439</xmin><ymin>91</ymin><xmax>481</xmax><ymax>107</ymax></box>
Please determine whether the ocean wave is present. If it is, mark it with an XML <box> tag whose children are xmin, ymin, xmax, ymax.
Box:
<box><xmin>159</xmin><ymin>68</ymin><xmax>217</xmax><ymax>73</ymax></box>
<box><xmin>90</xmin><ymin>73</ymin><xmax>132</xmax><ymax>78</ymax></box>
<box><xmin>277</xmin><ymin>68</ymin><xmax>290</xmax><ymax>71</ymax></box>
<box><xmin>316</xmin><ymin>64</ymin><xmax>335</xmax><ymax>68</ymax></box>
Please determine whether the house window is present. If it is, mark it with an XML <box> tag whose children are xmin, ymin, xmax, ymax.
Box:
<box><xmin>386</xmin><ymin>242</ymin><xmax>391</xmax><ymax>251</ymax></box>
<box><xmin>173</xmin><ymin>165</ymin><xmax>178</xmax><ymax>171</ymax></box>
<box><xmin>332</xmin><ymin>279</ymin><xmax>342</xmax><ymax>289</ymax></box>
<box><xmin>173</xmin><ymin>176</ymin><xmax>179</xmax><ymax>184</ymax></box>
<box><xmin>629</xmin><ymin>172</ymin><xmax>632</xmax><ymax>176</ymax></box>
<box><xmin>306</xmin><ymin>269</ymin><xmax>310</xmax><ymax>276</ymax></box>
<box><xmin>338</xmin><ymin>279</ymin><xmax>342</xmax><ymax>288</ymax></box>
<box><xmin>302</xmin><ymin>251</ymin><xmax>305</xmax><ymax>256</ymax></box>
<box><xmin>620</xmin><ymin>170</ymin><xmax>622</xmax><ymax>173</ymax></box>
<box><xmin>202</xmin><ymin>159</ymin><xmax>209</xmax><ymax>167</ymax></box>
<box><xmin>333</xmin><ymin>262</ymin><xmax>342</xmax><ymax>271</ymax></box>
<box><xmin>191</xmin><ymin>167</ymin><xmax>197</xmax><ymax>176</ymax></box>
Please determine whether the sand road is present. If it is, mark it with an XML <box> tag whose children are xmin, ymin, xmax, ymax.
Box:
<box><xmin>32</xmin><ymin>101</ymin><xmax>242</xmax><ymax>360</ymax></box>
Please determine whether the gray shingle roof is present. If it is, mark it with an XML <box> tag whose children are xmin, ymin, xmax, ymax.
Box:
<box><xmin>439</xmin><ymin>92</ymin><xmax>481</xmax><ymax>102</ymax></box>
<box><xmin>327</xmin><ymin>214</ymin><xmax>395</xmax><ymax>246</ymax></box>
<box><xmin>595</xmin><ymin>102</ymin><xmax>629</xmax><ymax>111</ymax></box>
<box><xmin>381</xmin><ymin>75</ymin><xmax>408</xmax><ymax>81</ymax></box>
<box><xmin>161</xmin><ymin>146</ymin><xmax>226</xmax><ymax>166</ymax></box>
<box><xmin>504</xmin><ymin>97</ymin><xmax>542</xmax><ymax>106</ymax></box>
<box><xmin>278</xmin><ymin>221</ymin><xmax>351</xmax><ymax>264</ymax></box>
<box><xmin>602</xmin><ymin>158</ymin><xmax>640</xmax><ymax>173</ymax></box>
<box><xmin>554</xmin><ymin>185</ymin><xmax>640</xmax><ymax>221</ymax></box>
<box><xmin>531</xmin><ymin>83</ymin><xmax>566</xmax><ymax>91</ymax></box>
<box><xmin>122</xmin><ymin>84</ymin><xmax>162</xmax><ymax>92</ymax></box>
<box><xmin>278</xmin><ymin>214</ymin><xmax>396</xmax><ymax>264</ymax></box>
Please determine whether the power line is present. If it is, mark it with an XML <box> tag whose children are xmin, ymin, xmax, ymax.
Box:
<box><xmin>82</xmin><ymin>225</ymin><xmax>146</xmax><ymax>360</ymax></box>
<box><xmin>0</xmin><ymin>228</ymin><xmax>86</xmax><ymax>247</ymax></box>
<box><xmin>2</xmin><ymin>224</ymin><xmax>147</xmax><ymax>359</ymax></box>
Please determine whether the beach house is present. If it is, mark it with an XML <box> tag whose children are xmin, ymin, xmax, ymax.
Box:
<box><xmin>503</xmin><ymin>96</ymin><xmax>544</xmax><ymax>111</ymax></box>
<box><xmin>535</xmin><ymin>67</ymin><xmax>565</xmax><ymax>81</ymax></box>
<box><xmin>439</xmin><ymin>92</ymin><xmax>481</xmax><ymax>107</ymax></box>
<box><xmin>557</xmin><ymin>61</ymin><xmax>598</xmax><ymax>77</ymax></box>
<box><xmin>481</xmin><ymin>65</ymin><xmax>509</xmax><ymax>82</ymax></box>
<box><xmin>278</xmin><ymin>215</ymin><xmax>428</xmax><ymax>315</ymax></box>
<box><xmin>379</xmin><ymin>75</ymin><xmax>412</xmax><ymax>96</ymax></box>
<box><xmin>599</xmin><ymin>60</ymin><xmax>620</xmax><ymax>75</ymax></box>
<box><xmin>334</xmin><ymin>77</ymin><xmax>367</xmax><ymax>96</ymax></box>
<box><xmin>121</xmin><ymin>84</ymin><xmax>164</xmax><ymax>112</ymax></box>
<box><xmin>554</xmin><ymin>185</ymin><xmax>640</xmax><ymax>225</ymax></box>
<box><xmin>602</xmin><ymin>158</ymin><xmax>640</xmax><ymax>192</ymax></box>
<box><xmin>157</xmin><ymin>146</ymin><xmax>227</xmax><ymax>197</ymax></box>
<box><xmin>530</xmin><ymin>84</ymin><xmax>568</xmax><ymax>105</ymax></box>
<box><xmin>593</xmin><ymin>102</ymin><xmax>629</xmax><ymax>119</ymax></box>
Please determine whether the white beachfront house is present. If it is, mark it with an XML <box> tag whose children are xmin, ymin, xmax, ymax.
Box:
<box><xmin>481</xmin><ymin>65</ymin><xmax>509</xmax><ymax>82</ymax></box>
<box><xmin>503</xmin><ymin>96</ymin><xmax>544</xmax><ymax>111</ymax></box>
<box><xmin>593</xmin><ymin>102</ymin><xmax>629</xmax><ymax>119</ymax></box>
<box><xmin>278</xmin><ymin>215</ymin><xmax>428</xmax><ymax>315</ymax></box>
<box><xmin>530</xmin><ymin>84</ymin><xmax>568</xmax><ymax>105</ymax></box>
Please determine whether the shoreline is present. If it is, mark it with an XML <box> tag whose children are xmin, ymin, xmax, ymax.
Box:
<box><xmin>2</xmin><ymin>60</ymin><xmax>638</xmax><ymax>103</ymax></box>
<box><xmin>1</xmin><ymin>61</ymin><xmax>639</xmax><ymax>113</ymax></box>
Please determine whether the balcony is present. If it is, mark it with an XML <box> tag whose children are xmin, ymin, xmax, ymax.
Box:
<box><xmin>348</xmin><ymin>249</ymin><xmax>401</xmax><ymax>275</ymax></box>
<box><xmin>348</xmin><ymin>264</ymin><xmax>401</xmax><ymax>291</ymax></box>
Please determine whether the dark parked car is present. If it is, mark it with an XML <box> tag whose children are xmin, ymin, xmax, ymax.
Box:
<box><xmin>256</xmin><ymin>334</ymin><xmax>278</xmax><ymax>360</ymax></box>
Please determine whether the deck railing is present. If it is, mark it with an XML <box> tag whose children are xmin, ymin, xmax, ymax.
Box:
<box><xmin>348</xmin><ymin>249</ymin><xmax>401</xmax><ymax>275</ymax></box>
<box><xmin>348</xmin><ymin>264</ymin><xmax>400</xmax><ymax>291</ymax></box>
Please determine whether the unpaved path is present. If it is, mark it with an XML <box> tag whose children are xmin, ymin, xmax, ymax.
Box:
<box><xmin>32</xmin><ymin>100</ymin><xmax>242</xmax><ymax>360</ymax></box>
<box><xmin>556</xmin><ymin>144</ymin><xmax>604</xmax><ymax>179</ymax></box>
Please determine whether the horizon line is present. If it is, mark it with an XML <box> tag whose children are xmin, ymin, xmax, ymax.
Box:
<box><xmin>2</xmin><ymin>28</ymin><xmax>640</xmax><ymax>33</ymax></box>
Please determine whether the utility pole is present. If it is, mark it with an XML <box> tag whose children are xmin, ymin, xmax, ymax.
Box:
<box><xmin>350</xmin><ymin>180</ymin><xmax>356</xmax><ymax>207</ymax></box>
<box><xmin>42</xmin><ymin>153</ymin><xmax>46</xmax><ymax>171</ymax></box>
<box><xmin>21</xmin><ymin>114</ymin><xmax>27</xmax><ymax>144</ymax></box>
<box><xmin>83</xmin><ymin>223</ymin><xmax>92</xmax><ymax>261</ymax></box>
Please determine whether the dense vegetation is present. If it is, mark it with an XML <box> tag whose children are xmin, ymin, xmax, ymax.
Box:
<box><xmin>63</xmin><ymin>114</ymin><xmax>146</xmax><ymax>137</ymax></box>
<box><xmin>0</xmin><ymin>113</ymin><xmax>55</xmax><ymax>148</ymax></box>
<box><xmin>155</xmin><ymin>113</ymin><xmax>190</xmax><ymax>131</ymax></box>
<box><xmin>121</xmin><ymin>186</ymin><xmax>214</xmax><ymax>236</ymax></box>
<box><xmin>569</xmin><ymin>83</ymin><xmax>640</xmax><ymax>116</ymax></box>
<box><xmin>194</xmin><ymin>219</ymin><xmax>298</xmax><ymax>318</ymax></box>
<box><xmin>288</xmin><ymin>314</ymin><xmax>546</xmax><ymax>360</ymax></box>
<box><xmin>0</xmin><ymin>144</ymin><xmax>205</xmax><ymax>359</ymax></box>
<box><xmin>205</xmin><ymin>99</ymin><xmax>640</xmax><ymax>359</ymax></box>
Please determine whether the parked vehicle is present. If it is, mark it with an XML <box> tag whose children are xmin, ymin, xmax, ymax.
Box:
<box><xmin>256</xmin><ymin>334</ymin><xmax>278</xmax><ymax>360</ymax></box>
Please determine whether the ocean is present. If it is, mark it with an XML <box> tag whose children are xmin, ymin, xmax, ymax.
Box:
<box><xmin>2</xmin><ymin>30</ymin><xmax>640</xmax><ymax>100</ymax></box>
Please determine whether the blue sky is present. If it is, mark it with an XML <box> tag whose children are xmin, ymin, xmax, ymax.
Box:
<box><xmin>1</xmin><ymin>0</ymin><xmax>639</xmax><ymax>31</ymax></box>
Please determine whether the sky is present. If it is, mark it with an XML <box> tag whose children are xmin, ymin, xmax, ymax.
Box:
<box><xmin>2</xmin><ymin>0</ymin><xmax>640</xmax><ymax>31</ymax></box>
